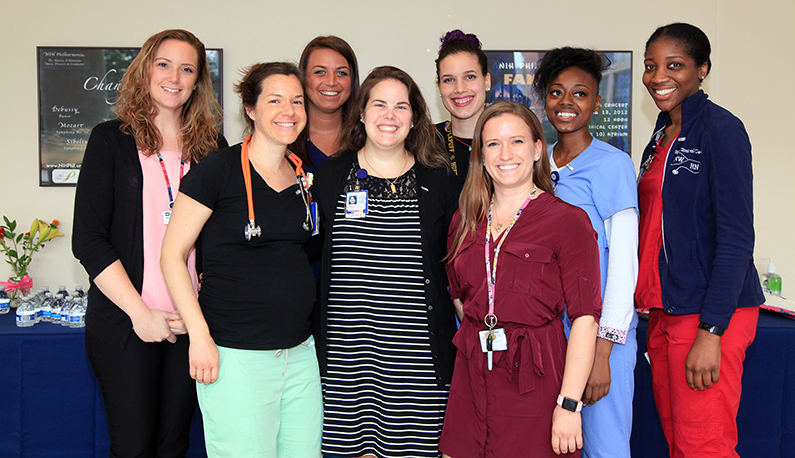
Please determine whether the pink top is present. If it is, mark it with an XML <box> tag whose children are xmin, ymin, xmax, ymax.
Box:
<box><xmin>139</xmin><ymin>150</ymin><xmax>198</xmax><ymax>312</ymax></box>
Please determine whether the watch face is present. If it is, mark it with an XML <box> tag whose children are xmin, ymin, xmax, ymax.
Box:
<box><xmin>561</xmin><ymin>397</ymin><xmax>578</xmax><ymax>412</ymax></box>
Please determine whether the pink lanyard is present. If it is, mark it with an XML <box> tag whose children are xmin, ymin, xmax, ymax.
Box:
<box><xmin>155</xmin><ymin>151</ymin><xmax>184</xmax><ymax>209</ymax></box>
<box><xmin>484</xmin><ymin>191</ymin><xmax>535</xmax><ymax>328</ymax></box>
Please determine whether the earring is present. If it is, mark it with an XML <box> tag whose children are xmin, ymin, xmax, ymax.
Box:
<box><xmin>360</xmin><ymin>118</ymin><xmax>364</xmax><ymax>123</ymax></box>
<box><xmin>411</xmin><ymin>123</ymin><xmax>415</xmax><ymax>128</ymax></box>
<box><xmin>593</xmin><ymin>111</ymin><xmax>598</xmax><ymax>114</ymax></box>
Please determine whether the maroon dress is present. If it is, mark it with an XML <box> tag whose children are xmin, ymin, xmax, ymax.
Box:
<box><xmin>440</xmin><ymin>192</ymin><xmax>602</xmax><ymax>458</ymax></box>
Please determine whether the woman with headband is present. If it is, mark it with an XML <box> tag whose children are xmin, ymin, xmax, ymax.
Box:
<box><xmin>533</xmin><ymin>47</ymin><xmax>639</xmax><ymax>458</ymax></box>
<box><xmin>435</xmin><ymin>29</ymin><xmax>491</xmax><ymax>180</ymax></box>
<box><xmin>161</xmin><ymin>62</ymin><xmax>321</xmax><ymax>457</ymax></box>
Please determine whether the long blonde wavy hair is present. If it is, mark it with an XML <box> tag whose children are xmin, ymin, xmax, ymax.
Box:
<box><xmin>114</xmin><ymin>29</ymin><xmax>222</xmax><ymax>161</ymax></box>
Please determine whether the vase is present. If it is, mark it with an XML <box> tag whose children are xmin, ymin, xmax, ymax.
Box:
<box><xmin>7</xmin><ymin>276</ymin><xmax>31</xmax><ymax>308</ymax></box>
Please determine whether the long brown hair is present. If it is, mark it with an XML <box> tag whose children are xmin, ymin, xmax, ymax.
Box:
<box><xmin>448</xmin><ymin>101</ymin><xmax>552</xmax><ymax>262</ymax></box>
<box><xmin>114</xmin><ymin>29</ymin><xmax>221</xmax><ymax>161</ymax></box>
<box><xmin>291</xmin><ymin>36</ymin><xmax>360</xmax><ymax>165</ymax></box>
<box><xmin>337</xmin><ymin>66</ymin><xmax>447</xmax><ymax>169</ymax></box>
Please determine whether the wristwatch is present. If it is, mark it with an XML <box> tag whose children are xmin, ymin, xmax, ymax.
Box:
<box><xmin>557</xmin><ymin>395</ymin><xmax>583</xmax><ymax>413</ymax></box>
<box><xmin>698</xmin><ymin>321</ymin><xmax>725</xmax><ymax>336</ymax></box>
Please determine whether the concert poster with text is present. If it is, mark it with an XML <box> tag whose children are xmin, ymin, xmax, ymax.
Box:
<box><xmin>485</xmin><ymin>50</ymin><xmax>632</xmax><ymax>156</ymax></box>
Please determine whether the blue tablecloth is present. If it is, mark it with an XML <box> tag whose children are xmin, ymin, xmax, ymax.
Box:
<box><xmin>0</xmin><ymin>311</ymin><xmax>207</xmax><ymax>457</ymax></box>
<box><xmin>2</xmin><ymin>308</ymin><xmax>792</xmax><ymax>457</ymax></box>
<box><xmin>631</xmin><ymin>309</ymin><xmax>795</xmax><ymax>457</ymax></box>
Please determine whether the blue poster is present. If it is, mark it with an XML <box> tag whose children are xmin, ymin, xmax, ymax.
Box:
<box><xmin>485</xmin><ymin>50</ymin><xmax>632</xmax><ymax>155</ymax></box>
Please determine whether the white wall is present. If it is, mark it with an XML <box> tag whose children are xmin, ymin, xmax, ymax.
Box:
<box><xmin>1</xmin><ymin>0</ymin><xmax>792</xmax><ymax>295</ymax></box>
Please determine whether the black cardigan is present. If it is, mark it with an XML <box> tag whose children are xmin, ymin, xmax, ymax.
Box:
<box><xmin>72</xmin><ymin>120</ymin><xmax>227</xmax><ymax>348</ymax></box>
<box><xmin>308</xmin><ymin>151</ymin><xmax>461</xmax><ymax>384</ymax></box>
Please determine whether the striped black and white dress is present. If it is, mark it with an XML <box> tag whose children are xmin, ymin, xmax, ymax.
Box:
<box><xmin>321</xmin><ymin>163</ymin><xmax>449</xmax><ymax>458</ymax></box>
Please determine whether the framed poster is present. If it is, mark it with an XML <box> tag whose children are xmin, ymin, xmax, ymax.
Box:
<box><xmin>37</xmin><ymin>47</ymin><xmax>223</xmax><ymax>186</ymax></box>
<box><xmin>485</xmin><ymin>50</ymin><xmax>632</xmax><ymax>155</ymax></box>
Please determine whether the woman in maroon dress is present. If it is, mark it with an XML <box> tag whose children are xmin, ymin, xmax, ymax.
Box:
<box><xmin>441</xmin><ymin>101</ymin><xmax>601</xmax><ymax>457</ymax></box>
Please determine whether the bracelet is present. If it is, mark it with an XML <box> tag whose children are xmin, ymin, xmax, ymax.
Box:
<box><xmin>698</xmin><ymin>321</ymin><xmax>725</xmax><ymax>336</ymax></box>
<box><xmin>556</xmin><ymin>395</ymin><xmax>583</xmax><ymax>412</ymax></box>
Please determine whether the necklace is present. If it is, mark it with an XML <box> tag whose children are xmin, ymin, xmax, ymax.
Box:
<box><xmin>492</xmin><ymin>186</ymin><xmax>539</xmax><ymax>234</ymax></box>
<box><xmin>362</xmin><ymin>150</ymin><xmax>409</xmax><ymax>194</ymax></box>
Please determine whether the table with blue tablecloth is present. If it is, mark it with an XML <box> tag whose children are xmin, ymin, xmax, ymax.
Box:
<box><xmin>1</xmin><ymin>307</ymin><xmax>793</xmax><ymax>457</ymax></box>
<box><xmin>0</xmin><ymin>310</ymin><xmax>207</xmax><ymax>457</ymax></box>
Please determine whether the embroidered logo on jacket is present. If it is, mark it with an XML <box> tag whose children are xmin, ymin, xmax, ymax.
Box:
<box><xmin>669</xmin><ymin>147</ymin><xmax>702</xmax><ymax>175</ymax></box>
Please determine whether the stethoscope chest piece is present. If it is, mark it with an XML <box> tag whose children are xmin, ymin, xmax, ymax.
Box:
<box><xmin>244</xmin><ymin>219</ymin><xmax>261</xmax><ymax>241</ymax></box>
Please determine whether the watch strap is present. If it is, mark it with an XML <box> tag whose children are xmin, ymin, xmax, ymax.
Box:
<box><xmin>699</xmin><ymin>321</ymin><xmax>725</xmax><ymax>336</ymax></box>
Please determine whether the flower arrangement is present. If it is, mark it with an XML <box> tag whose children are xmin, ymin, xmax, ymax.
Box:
<box><xmin>0</xmin><ymin>217</ymin><xmax>64</xmax><ymax>298</ymax></box>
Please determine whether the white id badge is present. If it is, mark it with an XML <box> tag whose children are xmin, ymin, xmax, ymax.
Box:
<box><xmin>479</xmin><ymin>328</ymin><xmax>508</xmax><ymax>352</ymax></box>
<box><xmin>310</xmin><ymin>202</ymin><xmax>319</xmax><ymax>236</ymax></box>
<box><xmin>162</xmin><ymin>210</ymin><xmax>172</xmax><ymax>225</ymax></box>
<box><xmin>345</xmin><ymin>190</ymin><xmax>368</xmax><ymax>218</ymax></box>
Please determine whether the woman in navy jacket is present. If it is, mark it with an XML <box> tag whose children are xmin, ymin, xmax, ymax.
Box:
<box><xmin>636</xmin><ymin>23</ymin><xmax>763</xmax><ymax>458</ymax></box>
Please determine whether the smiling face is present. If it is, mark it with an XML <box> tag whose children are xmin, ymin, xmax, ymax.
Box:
<box><xmin>438</xmin><ymin>52</ymin><xmax>491</xmax><ymax>128</ymax></box>
<box><xmin>544</xmin><ymin>67</ymin><xmax>600</xmax><ymax>137</ymax></box>
<box><xmin>643</xmin><ymin>37</ymin><xmax>708</xmax><ymax>119</ymax></box>
<box><xmin>148</xmin><ymin>39</ymin><xmax>199</xmax><ymax>115</ymax></box>
<box><xmin>361</xmin><ymin>79</ymin><xmax>413</xmax><ymax>151</ymax></box>
<box><xmin>305</xmin><ymin>48</ymin><xmax>353</xmax><ymax>115</ymax></box>
<box><xmin>482</xmin><ymin>113</ymin><xmax>543</xmax><ymax>192</ymax></box>
<box><xmin>245</xmin><ymin>74</ymin><xmax>306</xmax><ymax>149</ymax></box>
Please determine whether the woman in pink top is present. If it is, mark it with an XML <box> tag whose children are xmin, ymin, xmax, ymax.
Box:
<box><xmin>72</xmin><ymin>29</ymin><xmax>226</xmax><ymax>458</ymax></box>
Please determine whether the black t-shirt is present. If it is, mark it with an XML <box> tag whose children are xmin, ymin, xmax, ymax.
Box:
<box><xmin>179</xmin><ymin>144</ymin><xmax>315</xmax><ymax>350</ymax></box>
<box><xmin>435</xmin><ymin>121</ymin><xmax>472</xmax><ymax>181</ymax></box>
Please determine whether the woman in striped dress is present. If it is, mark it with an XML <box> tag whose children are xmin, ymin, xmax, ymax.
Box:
<box><xmin>310</xmin><ymin>66</ymin><xmax>460</xmax><ymax>458</ymax></box>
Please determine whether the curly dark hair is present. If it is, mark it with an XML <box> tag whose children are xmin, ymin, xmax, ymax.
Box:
<box><xmin>532</xmin><ymin>47</ymin><xmax>611</xmax><ymax>98</ymax></box>
<box><xmin>337</xmin><ymin>66</ymin><xmax>447</xmax><ymax>169</ymax></box>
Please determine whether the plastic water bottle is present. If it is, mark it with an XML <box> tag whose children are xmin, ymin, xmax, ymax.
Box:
<box><xmin>50</xmin><ymin>293</ymin><xmax>65</xmax><ymax>323</ymax></box>
<box><xmin>73</xmin><ymin>285</ymin><xmax>85</xmax><ymax>298</ymax></box>
<box><xmin>40</xmin><ymin>292</ymin><xmax>54</xmax><ymax>323</ymax></box>
<box><xmin>0</xmin><ymin>287</ymin><xmax>9</xmax><ymax>315</ymax></box>
<box><xmin>31</xmin><ymin>290</ymin><xmax>43</xmax><ymax>323</ymax></box>
<box><xmin>60</xmin><ymin>296</ymin><xmax>74</xmax><ymax>326</ymax></box>
<box><xmin>16</xmin><ymin>297</ymin><xmax>37</xmax><ymax>327</ymax></box>
<box><xmin>68</xmin><ymin>296</ymin><xmax>86</xmax><ymax>328</ymax></box>
<box><xmin>57</xmin><ymin>286</ymin><xmax>71</xmax><ymax>298</ymax></box>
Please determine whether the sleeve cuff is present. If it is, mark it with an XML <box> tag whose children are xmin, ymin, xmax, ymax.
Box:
<box><xmin>597</xmin><ymin>325</ymin><xmax>628</xmax><ymax>345</ymax></box>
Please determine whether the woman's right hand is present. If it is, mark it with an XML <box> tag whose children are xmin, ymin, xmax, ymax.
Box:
<box><xmin>130</xmin><ymin>308</ymin><xmax>179</xmax><ymax>343</ymax></box>
<box><xmin>188</xmin><ymin>332</ymin><xmax>219</xmax><ymax>385</ymax></box>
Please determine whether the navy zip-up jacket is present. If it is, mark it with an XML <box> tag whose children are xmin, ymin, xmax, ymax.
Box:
<box><xmin>639</xmin><ymin>90</ymin><xmax>763</xmax><ymax>330</ymax></box>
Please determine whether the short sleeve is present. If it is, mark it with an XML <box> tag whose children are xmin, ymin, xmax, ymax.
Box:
<box><xmin>179</xmin><ymin>149</ymin><xmax>229</xmax><ymax>210</ymax></box>
<box><xmin>592</xmin><ymin>151</ymin><xmax>638</xmax><ymax>221</ymax></box>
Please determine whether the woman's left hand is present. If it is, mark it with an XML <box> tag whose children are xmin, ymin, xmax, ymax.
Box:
<box><xmin>686</xmin><ymin>329</ymin><xmax>721</xmax><ymax>390</ymax></box>
<box><xmin>551</xmin><ymin>405</ymin><xmax>583</xmax><ymax>455</ymax></box>
<box><xmin>168</xmin><ymin>316</ymin><xmax>187</xmax><ymax>335</ymax></box>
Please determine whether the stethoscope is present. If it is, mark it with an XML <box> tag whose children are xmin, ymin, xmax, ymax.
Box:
<box><xmin>241</xmin><ymin>136</ymin><xmax>314</xmax><ymax>241</ymax></box>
